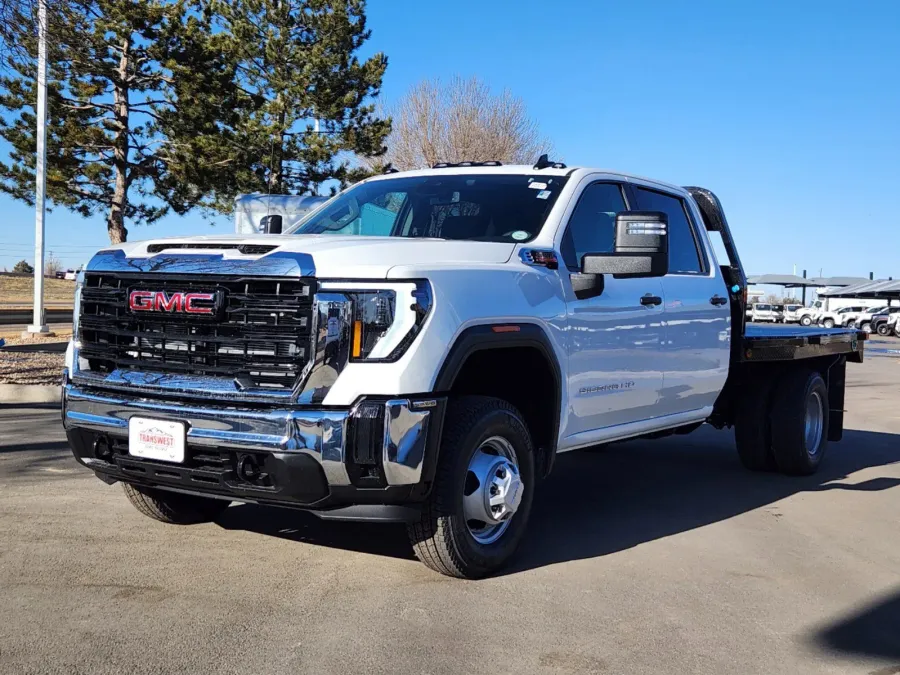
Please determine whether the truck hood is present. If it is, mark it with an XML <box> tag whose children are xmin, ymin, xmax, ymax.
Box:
<box><xmin>102</xmin><ymin>234</ymin><xmax>516</xmax><ymax>278</ymax></box>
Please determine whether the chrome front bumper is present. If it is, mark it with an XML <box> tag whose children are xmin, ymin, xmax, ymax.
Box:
<box><xmin>62</xmin><ymin>382</ymin><xmax>437</xmax><ymax>489</ymax></box>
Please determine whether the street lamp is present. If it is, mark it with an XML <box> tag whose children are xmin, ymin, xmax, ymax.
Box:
<box><xmin>26</xmin><ymin>0</ymin><xmax>49</xmax><ymax>336</ymax></box>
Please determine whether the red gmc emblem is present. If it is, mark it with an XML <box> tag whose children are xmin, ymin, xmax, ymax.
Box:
<box><xmin>128</xmin><ymin>290</ymin><xmax>218</xmax><ymax>315</ymax></box>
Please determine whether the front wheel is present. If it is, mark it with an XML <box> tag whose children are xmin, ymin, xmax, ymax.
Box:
<box><xmin>800</xmin><ymin>315</ymin><xmax>813</xmax><ymax>326</ymax></box>
<box><xmin>822</xmin><ymin>318</ymin><xmax>835</xmax><ymax>328</ymax></box>
<box><xmin>408</xmin><ymin>396</ymin><xmax>535</xmax><ymax>579</ymax></box>
<box><xmin>859</xmin><ymin>321</ymin><xmax>872</xmax><ymax>333</ymax></box>
<box><xmin>876</xmin><ymin>324</ymin><xmax>890</xmax><ymax>336</ymax></box>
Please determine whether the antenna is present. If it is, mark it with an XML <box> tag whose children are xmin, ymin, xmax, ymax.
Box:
<box><xmin>533</xmin><ymin>154</ymin><xmax>567</xmax><ymax>170</ymax></box>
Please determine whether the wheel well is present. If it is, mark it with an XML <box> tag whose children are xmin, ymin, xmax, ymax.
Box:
<box><xmin>447</xmin><ymin>346</ymin><xmax>559</xmax><ymax>476</ymax></box>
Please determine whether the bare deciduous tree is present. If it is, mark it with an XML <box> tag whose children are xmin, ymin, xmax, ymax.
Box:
<box><xmin>375</xmin><ymin>76</ymin><xmax>552</xmax><ymax>171</ymax></box>
<box><xmin>44</xmin><ymin>250</ymin><xmax>61</xmax><ymax>276</ymax></box>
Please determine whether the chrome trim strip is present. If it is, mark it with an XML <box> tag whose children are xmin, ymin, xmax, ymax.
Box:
<box><xmin>382</xmin><ymin>399</ymin><xmax>430</xmax><ymax>485</ymax></box>
<box><xmin>63</xmin><ymin>384</ymin><xmax>351</xmax><ymax>486</ymax></box>
<box><xmin>293</xmin><ymin>292</ymin><xmax>353</xmax><ymax>405</ymax></box>
<box><xmin>71</xmin><ymin>369</ymin><xmax>297</xmax><ymax>403</ymax></box>
<box><xmin>67</xmin><ymin>410</ymin><xmax>127</xmax><ymax>429</ymax></box>
<box><xmin>86</xmin><ymin>248</ymin><xmax>316</xmax><ymax>277</ymax></box>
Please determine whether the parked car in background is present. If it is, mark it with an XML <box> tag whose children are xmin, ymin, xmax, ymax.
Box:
<box><xmin>781</xmin><ymin>304</ymin><xmax>804</xmax><ymax>323</ymax></box>
<box><xmin>889</xmin><ymin>312</ymin><xmax>900</xmax><ymax>337</ymax></box>
<box><xmin>819</xmin><ymin>306</ymin><xmax>870</xmax><ymax>329</ymax></box>
<box><xmin>750</xmin><ymin>303</ymin><xmax>778</xmax><ymax>322</ymax></box>
<box><xmin>798</xmin><ymin>300</ymin><xmax>823</xmax><ymax>326</ymax></box>
<box><xmin>799</xmin><ymin>298</ymin><xmax>884</xmax><ymax>326</ymax></box>
<box><xmin>771</xmin><ymin>304</ymin><xmax>785</xmax><ymax>322</ymax></box>
<box><xmin>843</xmin><ymin>306</ymin><xmax>889</xmax><ymax>331</ymax></box>
<box><xmin>871</xmin><ymin>307</ymin><xmax>900</xmax><ymax>336</ymax></box>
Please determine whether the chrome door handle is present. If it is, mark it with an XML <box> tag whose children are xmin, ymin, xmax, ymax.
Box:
<box><xmin>640</xmin><ymin>295</ymin><xmax>662</xmax><ymax>306</ymax></box>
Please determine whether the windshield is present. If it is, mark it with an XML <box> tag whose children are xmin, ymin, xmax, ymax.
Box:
<box><xmin>756</xmin><ymin>304</ymin><xmax>771</xmax><ymax>310</ymax></box>
<box><xmin>287</xmin><ymin>173</ymin><xmax>569</xmax><ymax>242</ymax></box>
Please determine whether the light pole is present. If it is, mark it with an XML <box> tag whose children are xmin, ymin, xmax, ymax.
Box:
<box><xmin>26</xmin><ymin>0</ymin><xmax>49</xmax><ymax>336</ymax></box>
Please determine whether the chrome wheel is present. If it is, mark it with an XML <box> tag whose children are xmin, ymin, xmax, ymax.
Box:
<box><xmin>462</xmin><ymin>436</ymin><xmax>523</xmax><ymax>545</ymax></box>
<box><xmin>805</xmin><ymin>390</ymin><xmax>824</xmax><ymax>457</ymax></box>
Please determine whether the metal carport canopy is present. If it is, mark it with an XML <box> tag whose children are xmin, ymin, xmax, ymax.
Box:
<box><xmin>819</xmin><ymin>280</ymin><xmax>900</xmax><ymax>299</ymax></box>
<box><xmin>746</xmin><ymin>274</ymin><xmax>818</xmax><ymax>287</ymax></box>
<box><xmin>807</xmin><ymin>276</ymin><xmax>871</xmax><ymax>287</ymax></box>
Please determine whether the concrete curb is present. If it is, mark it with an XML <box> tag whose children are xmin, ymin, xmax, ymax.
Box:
<box><xmin>0</xmin><ymin>384</ymin><xmax>61</xmax><ymax>404</ymax></box>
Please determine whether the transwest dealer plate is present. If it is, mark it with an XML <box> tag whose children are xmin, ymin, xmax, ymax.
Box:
<box><xmin>128</xmin><ymin>417</ymin><xmax>186</xmax><ymax>463</ymax></box>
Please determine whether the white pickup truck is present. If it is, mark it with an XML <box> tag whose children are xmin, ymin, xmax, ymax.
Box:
<box><xmin>63</xmin><ymin>159</ymin><xmax>866</xmax><ymax>578</ymax></box>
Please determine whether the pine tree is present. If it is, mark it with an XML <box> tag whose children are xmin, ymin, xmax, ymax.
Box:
<box><xmin>0</xmin><ymin>0</ymin><xmax>231</xmax><ymax>243</ymax></box>
<box><xmin>174</xmin><ymin>0</ymin><xmax>390</xmax><ymax>213</ymax></box>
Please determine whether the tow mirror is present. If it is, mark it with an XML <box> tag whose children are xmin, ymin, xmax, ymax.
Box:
<box><xmin>259</xmin><ymin>214</ymin><xmax>283</xmax><ymax>234</ymax></box>
<box><xmin>581</xmin><ymin>211</ymin><xmax>668</xmax><ymax>279</ymax></box>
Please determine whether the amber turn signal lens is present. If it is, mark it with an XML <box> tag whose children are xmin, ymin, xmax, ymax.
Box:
<box><xmin>352</xmin><ymin>320</ymin><xmax>363</xmax><ymax>358</ymax></box>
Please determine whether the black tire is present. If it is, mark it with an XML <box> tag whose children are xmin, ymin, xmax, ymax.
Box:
<box><xmin>734</xmin><ymin>374</ymin><xmax>778</xmax><ymax>472</ymax></box>
<box><xmin>408</xmin><ymin>396</ymin><xmax>535</xmax><ymax>579</ymax></box>
<box><xmin>877</xmin><ymin>323</ymin><xmax>890</xmax><ymax>336</ymax></box>
<box><xmin>822</xmin><ymin>318</ymin><xmax>835</xmax><ymax>328</ymax></box>
<box><xmin>770</xmin><ymin>369</ymin><xmax>829</xmax><ymax>476</ymax></box>
<box><xmin>123</xmin><ymin>483</ymin><xmax>230</xmax><ymax>524</ymax></box>
<box><xmin>859</xmin><ymin>321</ymin><xmax>872</xmax><ymax>333</ymax></box>
<box><xmin>800</xmin><ymin>316</ymin><xmax>813</xmax><ymax>326</ymax></box>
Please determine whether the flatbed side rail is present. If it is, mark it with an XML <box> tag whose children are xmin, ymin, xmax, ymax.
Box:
<box><xmin>742</xmin><ymin>329</ymin><xmax>866</xmax><ymax>363</ymax></box>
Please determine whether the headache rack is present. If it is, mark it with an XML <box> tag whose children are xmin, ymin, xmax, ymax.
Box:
<box><xmin>77</xmin><ymin>272</ymin><xmax>315</xmax><ymax>391</ymax></box>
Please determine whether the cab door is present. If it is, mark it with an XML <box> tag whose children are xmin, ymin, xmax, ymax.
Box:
<box><xmin>559</xmin><ymin>181</ymin><xmax>667</xmax><ymax>444</ymax></box>
<box><xmin>630</xmin><ymin>185</ymin><xmax>730</xmax><ymax>418</ymax></box>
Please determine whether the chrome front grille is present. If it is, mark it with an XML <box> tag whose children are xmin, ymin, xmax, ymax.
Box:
<box><xmin>78</xmin><ymin>273</ymin><xmax>315</xmax><ymax>391</ymax></box>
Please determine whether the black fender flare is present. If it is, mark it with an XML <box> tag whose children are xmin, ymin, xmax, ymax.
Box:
<box><xmin>432</xmin><ymin>323</ymin><xmax>563</xmax><ymax>477</ymax></box>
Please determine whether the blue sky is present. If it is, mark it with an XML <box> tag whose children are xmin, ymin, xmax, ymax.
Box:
<box><xmin>2</xmin><ymin>0</ymin><xmax>898</xmax><ymax>279</ymax></box>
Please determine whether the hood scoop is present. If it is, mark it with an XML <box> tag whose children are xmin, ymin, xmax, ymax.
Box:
<box><xmin>146</xmin><ymin>242</ymin><xmax>277</xmax><ymax>255</ymax></box>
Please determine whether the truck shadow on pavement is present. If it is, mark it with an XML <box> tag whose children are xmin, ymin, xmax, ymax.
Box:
<box><xmin>512</xmin><ymin>426</ymin><xmax>900</xmax><ymax>573</ymax></box>
<box><xmin>217</xmin><ymin>504</ymin><xmax>415</xmax><ymax>560</ymax></box>
<box><xmin>812</xmin><ymin>586</ymin><xmax>900</xmax><ymax>664</ymax></box>
<box><xmin>215</xmin><ymin>425</ymin><xmax>899</xmax><ymax>571</ymax></box>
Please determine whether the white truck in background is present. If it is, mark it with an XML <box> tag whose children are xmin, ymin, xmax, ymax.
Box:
<box><xmin>781</xmin><ymin>304</ymin><xmax>804</xmax><ymax>323</ymax></box>
<box><xmin>234</xmin><ymin>194</ymin><xmax>329</xmax><ymax>235</ymax></box>
<box><xmin>749</xmin><ymin>303</ymin><xmax>778</xmax><ymax>322</ymax></box>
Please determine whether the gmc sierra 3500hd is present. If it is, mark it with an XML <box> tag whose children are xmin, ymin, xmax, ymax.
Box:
<box><xmin>63</xmin><ymin>157</ymin><xmax>865</xmax><ymax>578</ymax></box>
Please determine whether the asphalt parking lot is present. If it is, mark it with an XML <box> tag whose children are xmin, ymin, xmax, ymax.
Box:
<box><xmin>1</xmin><ymin>355</ymin><xmax>898</xmax><ymax>675</ymax></box>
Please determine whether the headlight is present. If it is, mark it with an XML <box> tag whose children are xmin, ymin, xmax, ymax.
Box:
<box><xmin>319</xmin><ymin>280</ymin><xmax>432</xmax><ymax>361</ymax></box>
<box><xmin>67</xmin><ymin>271</ymin><xmax>84</xmax><ymax>372</ymax></box>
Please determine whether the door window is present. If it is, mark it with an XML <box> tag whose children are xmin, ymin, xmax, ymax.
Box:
<box><xmin>560</xmin><ymin>182</ymin><xmax>628</xmax><ymax>270</ymax></box>
<box><xmin>634</xmin><ymin>187</ymin><xmax>705</xmax><ymax>274</ymax></box>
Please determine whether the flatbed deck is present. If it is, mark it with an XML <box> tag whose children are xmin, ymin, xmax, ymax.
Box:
<box><xmin>741</xmin><ymin>323</ymin><xmax>865</xmax><ymax>363</ymax></box>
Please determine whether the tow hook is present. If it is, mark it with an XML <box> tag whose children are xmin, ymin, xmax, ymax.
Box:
<box><xmin>236</xmin><ymin>454</ymin><xmax>261</xmax><ymax>482</ymax></box>
<box><xmin>92</xmin><ymin>435</ymin><xmax>113</xmax><ymax>461</ymax></box>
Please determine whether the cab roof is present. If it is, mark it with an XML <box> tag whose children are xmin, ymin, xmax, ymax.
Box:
<box><xmin>364</xmin><ymin>163</ymin><xmax>687</xmax><ymax>195</ymax></box>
